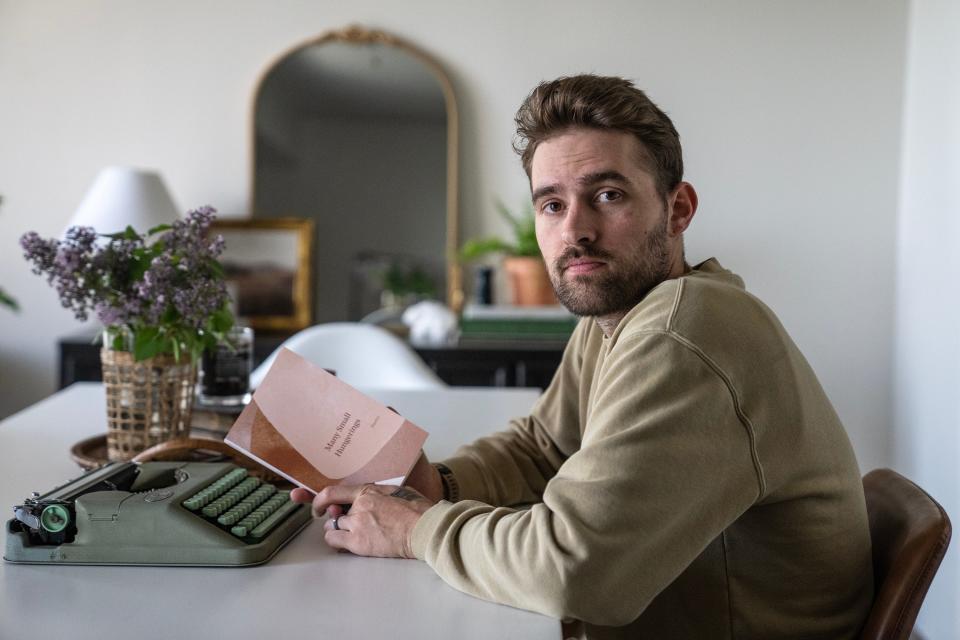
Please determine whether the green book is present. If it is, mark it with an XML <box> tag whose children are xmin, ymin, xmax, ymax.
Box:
<box><xmin>460</xmin><ymin>318</ymin><xmax>577</xmax><ymax>335</ymax></box>
<box><xmin>460</xmin><ymin>304</ymin><xmax>577</xmax><ymax>342</ymax></box>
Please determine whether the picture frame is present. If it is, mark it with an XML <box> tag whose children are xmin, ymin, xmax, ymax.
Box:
<box><xmin>211</xmin><ymin>218</ymin><xmax>314</xmax><ymax>331</ymax></box>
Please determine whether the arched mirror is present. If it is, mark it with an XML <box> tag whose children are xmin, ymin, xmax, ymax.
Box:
<box><xmin>250</xmin><ymin>26</ymin><xmax>461</xmax><ymax>327</ymax></box>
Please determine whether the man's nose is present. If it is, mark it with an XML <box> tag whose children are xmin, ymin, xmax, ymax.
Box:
<box><xmin>560</xmin><ymin>201</ymin><xmax>597</xmax><ymax>246</ymax></box>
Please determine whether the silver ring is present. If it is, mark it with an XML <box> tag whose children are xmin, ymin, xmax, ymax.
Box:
<box><xmin>333</xmin><ymin>516</ymin><xmax>341</xmax><ymax>531</ymax></box>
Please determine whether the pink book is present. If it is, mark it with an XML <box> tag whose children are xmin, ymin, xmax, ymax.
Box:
<box><xmin>224</xmin><ymin>348</ymin><xmax>428</xmax><ymax>492</ymax></box>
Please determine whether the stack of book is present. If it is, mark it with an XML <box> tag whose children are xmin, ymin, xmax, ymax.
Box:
<box><xmin>459</xmin><ymin>304</ymin><xmax>578</xmax><ymax>343</ymax></box>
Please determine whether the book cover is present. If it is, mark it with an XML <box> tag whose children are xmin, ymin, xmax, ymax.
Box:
<box><xmin>224</xmin><ymin>348</ymin><xmax>428</xmax><ymax>493</ymax></box>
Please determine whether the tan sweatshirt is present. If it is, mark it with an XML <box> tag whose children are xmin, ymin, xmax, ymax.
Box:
<box><xmin>411</xmin><ymin>259</ymin><xmax>873</xmax><ymax>639</ymax></box>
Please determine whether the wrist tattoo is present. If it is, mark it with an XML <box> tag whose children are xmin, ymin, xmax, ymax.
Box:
<box><xmin>432</xmin><ymin>463</ymin><xmax>460</xmax><ymax>503</ymax></box>
<box><xmin>389</xmin><ymin>487</ymin><xmax>422</xmax><ymax>502</ymax></box>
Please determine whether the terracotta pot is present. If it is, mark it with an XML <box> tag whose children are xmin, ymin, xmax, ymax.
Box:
<box><xmin>503</xmin><ymin>256</ymin><xmax>557</xmax><ymax>306</ymax></box>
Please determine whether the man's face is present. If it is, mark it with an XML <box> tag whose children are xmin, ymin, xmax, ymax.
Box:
<box><xmin>531</xmin><ymin>128</ymin><xmax>679</xmax><ymax>317</ymax></box>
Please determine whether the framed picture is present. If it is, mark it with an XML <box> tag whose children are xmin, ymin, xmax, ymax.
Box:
<box><xmin>211</xmin><ymin>218</ymin><xmax>314</xmax><ymax>331</ymax></box>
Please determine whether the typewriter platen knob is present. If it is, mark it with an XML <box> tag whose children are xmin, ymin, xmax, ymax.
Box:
<box><xmin>39</xmin><ymin>504</ymin><xmax>71</xmax><ymax>534</ymax></box>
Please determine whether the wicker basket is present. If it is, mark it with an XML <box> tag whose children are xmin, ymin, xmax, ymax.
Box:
<box><xmin>101</xmin><ymin>349</ymin><xmax>197</xmax><ymax>461</ymax></box>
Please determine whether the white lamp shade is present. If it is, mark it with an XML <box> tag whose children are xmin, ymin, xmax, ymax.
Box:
<box><xmin>66</xmin><ymin>166</ymin><xmax>181</xmax><ymax>236</ymax></box>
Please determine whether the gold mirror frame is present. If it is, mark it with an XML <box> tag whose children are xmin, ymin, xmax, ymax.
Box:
<box><xmin>248</xmin><ymin>25</ymin><xmax>462</xmax><ymax>316</ymax></box>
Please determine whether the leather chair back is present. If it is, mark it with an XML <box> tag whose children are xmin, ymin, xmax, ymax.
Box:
<box><xmin>859</xmin><ymin>468</ymin><xmax>951</xmax><ymax>640</ymax></box>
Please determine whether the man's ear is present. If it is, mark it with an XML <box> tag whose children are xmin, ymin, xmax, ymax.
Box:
<box><xmin>668</xmin><ymin>182</ymin><xmax>698</xmax><ymax>237</ymax></box>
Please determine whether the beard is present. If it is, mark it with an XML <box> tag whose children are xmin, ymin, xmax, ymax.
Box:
<box><xmin>549</xmin><ymin>211</ymin><xmax>672</xmax><ymax>317</ymax></box>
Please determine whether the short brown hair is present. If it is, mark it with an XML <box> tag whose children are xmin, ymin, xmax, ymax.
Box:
<box><xmin>514</xmin><ymin>75</ymin><xmax>683</xmax><ymax>197</ymax></box>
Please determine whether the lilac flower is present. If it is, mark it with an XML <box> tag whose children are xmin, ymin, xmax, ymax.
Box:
<box><xmin>20</xmin><ymin>232</ymin><xmax>58</xmax><ymax>276</ymax></box>
<box><xmin>65</xmin><ymin>226</ymin><xmax>97</xmax><ymax>249</ymax></box>
<box><xmin>21</xmin><ymin>207</ymin><xmax>234</xmax><ymax>361</ymax></box>
<box><xmin>95</xmin><ymin>302</ymin><xmax>124</xmax><ymax>326</ymax></box>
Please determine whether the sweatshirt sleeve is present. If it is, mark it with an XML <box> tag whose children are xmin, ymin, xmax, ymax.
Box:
<box><xmin>411</xmin><ymin>331</ymin><xmax>763</xmax><ymax>627</ymax></box>
<box><xmin>436</xmin><ymin>319</ymin><xmax>590</xmax><ymax>506</ymax></box>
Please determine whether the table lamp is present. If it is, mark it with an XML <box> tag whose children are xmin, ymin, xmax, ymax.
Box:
<box><xmin>65</xmin><ymin>166</ymin><xmax>181</xmax><ymax>237</ymax></box>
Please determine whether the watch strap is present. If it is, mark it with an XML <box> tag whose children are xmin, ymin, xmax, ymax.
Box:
<box><xmin>432</xmin><ymin>462</ymin><xmax>460</xmax><ymax>503</ymax></box>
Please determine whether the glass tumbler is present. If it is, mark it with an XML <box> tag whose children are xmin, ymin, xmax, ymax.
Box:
<box><xmin>199</xmin><ymin>326</ymin><xmax>254</xmax><ymax>406</ymax></box>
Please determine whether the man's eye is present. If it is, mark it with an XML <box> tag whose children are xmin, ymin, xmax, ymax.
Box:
<box><xmin>597</xmin><ymin>191</ymin><xmax>621</xmax><ymax>203</ymax></box>
<box><xmin>541</xmin><ymin>201</ymin><xmax>562</xmax><ymax>214</ymax></box>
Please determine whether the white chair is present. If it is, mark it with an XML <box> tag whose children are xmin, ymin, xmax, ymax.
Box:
<box><xmin>250</xmin><ymin>322</ymin><xmax>446</xmax><ymax>390</ymax></box>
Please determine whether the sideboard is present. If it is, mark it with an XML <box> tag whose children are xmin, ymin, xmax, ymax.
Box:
<box><xmin>58</xmin><ymin>332</ymin><xmax>566</xmax><ymax>390</ymax></box>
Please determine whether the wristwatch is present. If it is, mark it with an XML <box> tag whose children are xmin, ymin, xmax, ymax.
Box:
<box><xmin>432</xmin><ymin>462</ymin><xmax>460</xmax><ymax>503</ymax></box>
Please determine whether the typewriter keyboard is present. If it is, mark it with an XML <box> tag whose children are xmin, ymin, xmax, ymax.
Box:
<box><xmin>182</xmin><ymin>468</ymin><xmax>300</xmax><ymax>541</ymax></box>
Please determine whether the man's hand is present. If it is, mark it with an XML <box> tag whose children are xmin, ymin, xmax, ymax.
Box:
<box><xmin>290</xmin><ymin>483</ymin><xmax>435</xmax><ymax>558</ymax></box>
<box><xmin>290</xmin><ymin>450</ymin><xmax>442</xmax><ymax>518</ymax></box>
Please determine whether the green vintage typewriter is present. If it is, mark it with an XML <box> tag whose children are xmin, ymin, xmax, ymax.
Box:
<box><xmin>4</xmin><ymin>461</ymin><xmax>312</xmax><ymax>566</ymax></box>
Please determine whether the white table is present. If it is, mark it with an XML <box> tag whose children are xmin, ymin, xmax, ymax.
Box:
<box><xmin>0</xmin><ymin>383</ymin><xmax>556</xmax><ymax>640</ymax></box>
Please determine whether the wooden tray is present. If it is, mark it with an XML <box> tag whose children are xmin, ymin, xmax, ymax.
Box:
<box><xmin>70</xmin><ymin>433</ymin><xmax>111</xmax><ymax>470</ymax></box>
<box><xmin>70</xmin><ymin>433</ymin><xmax>285</xmax><ymax>485</ymax></box>
<box><xmin>70</xmin><ymin>432</ymin><xmax>222</xmax><ymax>470</ymax></box>
<box><xmin>70</xmin><ymin>403</ymin><xmax>244</xmax><ymax>470</ymax></box>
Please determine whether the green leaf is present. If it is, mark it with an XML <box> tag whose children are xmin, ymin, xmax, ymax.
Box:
<box><xmin>210</xmin><ymin>306</ymin><xmax>234</xmax><ymax>333</ymax></box>
<box><xmin>495</xmin><ymin>199</ymin><xmax>523</xmax><ymax>234</ymax></box>
<box><xmin>146</xmin><ymin>223</ymin><xmax>173</xmax><ymax>236</ymax></box>
<box><xmin>514</xmin><ymin>229</ymin><xmax>541</xmax><ymax>257</ymax></box>
<box><xmin>206</xmin><ymin>258</ymin><xmax>225</xmax><ymax>279</ymax></box>
<box><xmin>102</xmin><ymin>226</ymin><xmax>141</xmax><ymax>241</ymax></box>
<box><xmin>133</xmin><ymin>327</ymin><xmax>165</xmax><ymax>361</ymax></box>
<box><xmin>382</xmin><ymin>264</ymin><xmax>406</xmax><ymax>292</ymax></box>
<box><xmin>459</xmin><ymin>237</ymin><xmax>514</xmax><ymax>262</ymax></box>
<box><xmin>461</xmin><ymin>199</ymin><xmax>540</xmax><ymax>261</ymax></box>
<box><xmin>0</xmin><ymin>288</ymin><xmax>19</xmax><ymax>312</ymax></box>
<box><xmin>408</xmin><ymin>268</ymin><xmax>435</xmax><ymax>296</ymax></box>
<box><xmin>199</xmin><ymin>329</ymin><xmax>220</xmax><ymax>353</ymax></box>
<box><xmin>129</xmin><ymin>252</ymin><xmax>151</xmax><ymax>282</ymax></box>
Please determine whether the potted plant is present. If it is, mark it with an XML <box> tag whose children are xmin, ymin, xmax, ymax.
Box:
<box><xmin>381</xmin><ymin>263</ymin><xmax>436</xmax><ymax>309</ymax></box>
<box><xmin>21</xmin><ymin>206</ymin><xmax>234</xmax><ymax>460</ymax></box>
<box><xmin>459</xmin><ymin>200</ymin><xmax>556</xmax><ymax>306</ymax></box>
<box><xmin>368</xmin><ymin>262</ymin><xmax>438</xmax><ymax>337</ymax></box>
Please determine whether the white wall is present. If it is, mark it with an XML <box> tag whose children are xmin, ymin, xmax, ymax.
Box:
<box><xmin>894</xmin><ymin>0</ymin><xmax>959</xmax><ymax>637</ymax></box>
<box><xmin>0</xmin><ymin>1</ymin><xmax>907</xmax><ymax>469</ymax></box>
<box><xmin>0</xmin><ymin>0</ymin><xmax>923</xmax><ymax>625</ymax></box>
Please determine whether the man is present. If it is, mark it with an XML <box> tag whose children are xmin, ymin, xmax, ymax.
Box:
<box><xmin>292</xmin><ymin>75</ymin><xmax>873</xmax><ymax>639</ymax></box>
